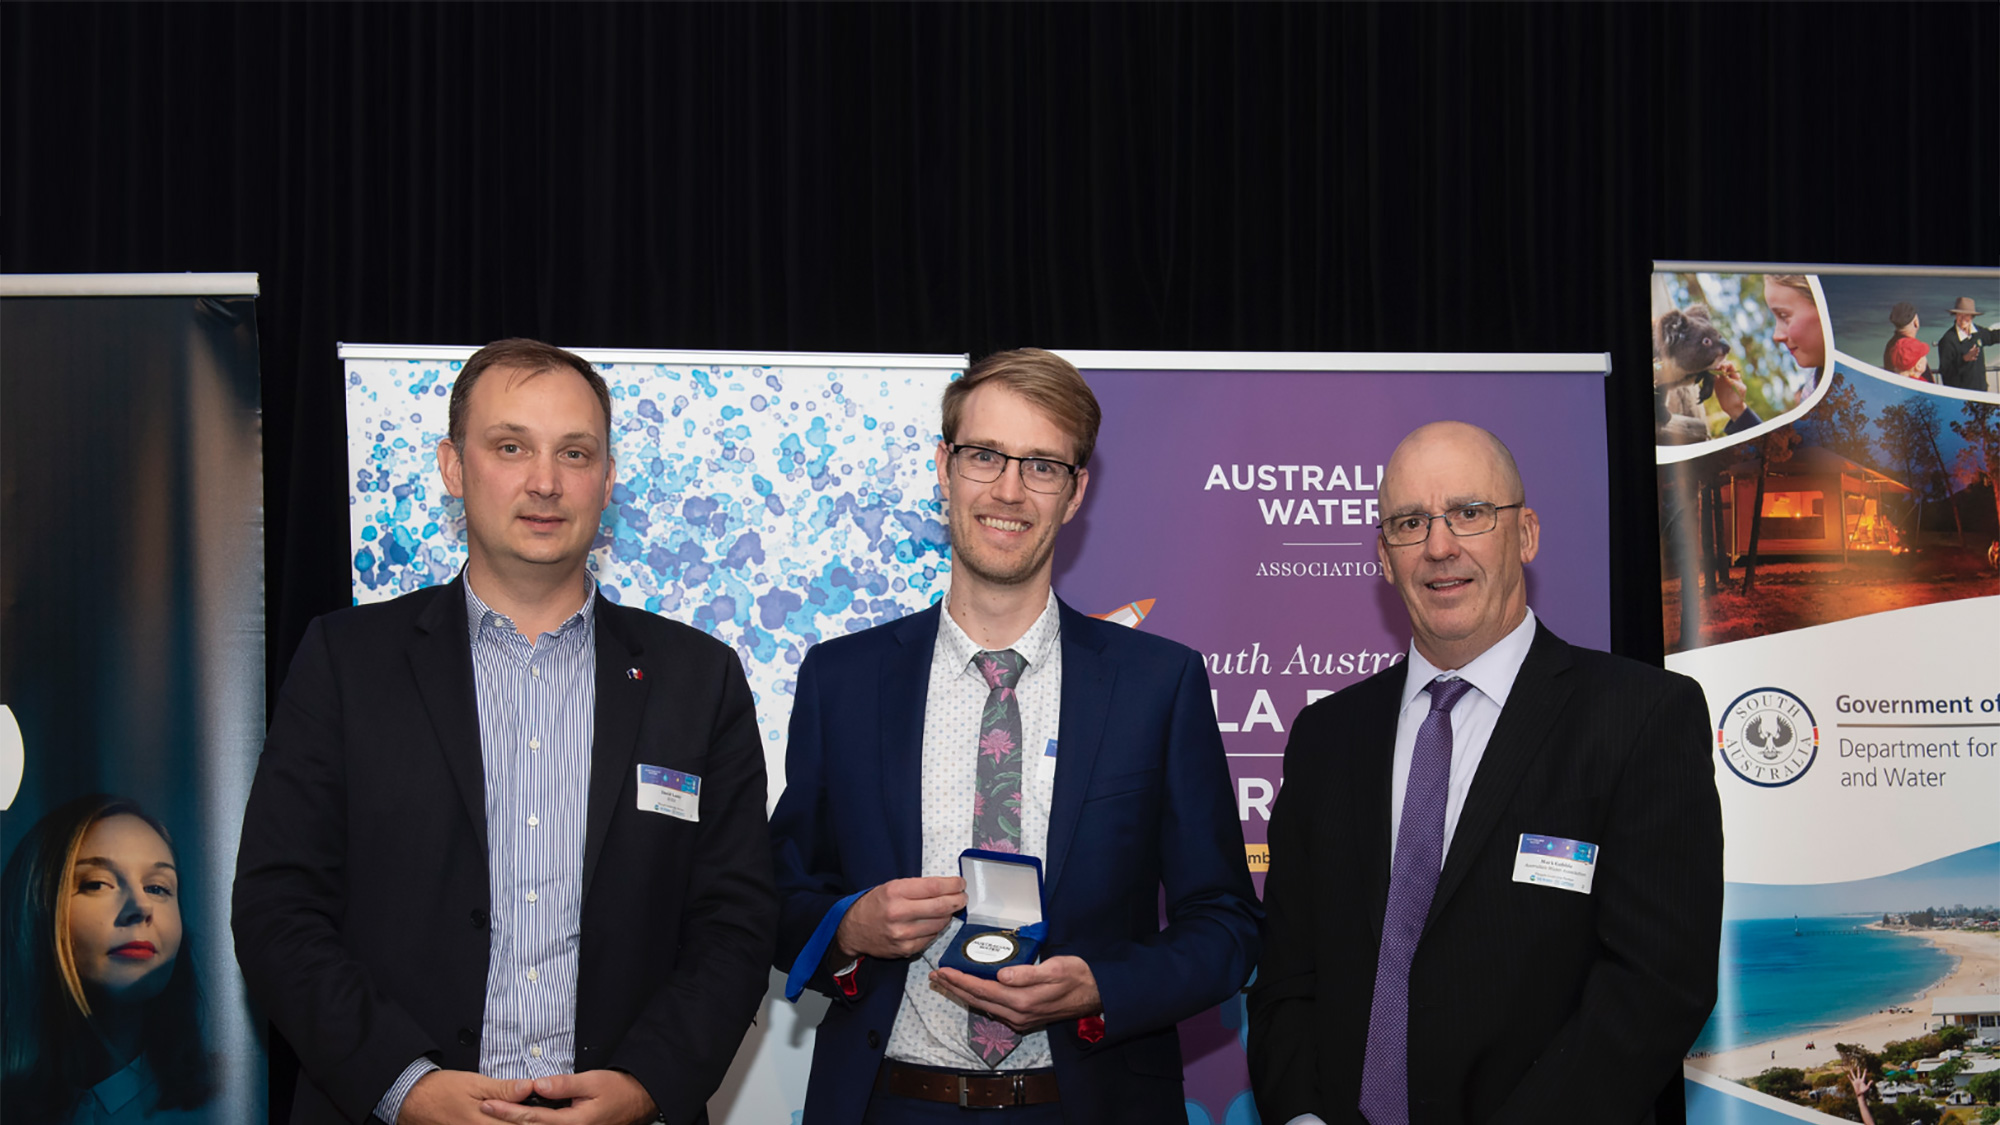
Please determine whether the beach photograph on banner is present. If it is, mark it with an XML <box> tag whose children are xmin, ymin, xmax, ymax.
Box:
<box><xmin>1653</xmin><ymin>264</ymin><xmax>2000</xmax><ymax>1125</ymax></box>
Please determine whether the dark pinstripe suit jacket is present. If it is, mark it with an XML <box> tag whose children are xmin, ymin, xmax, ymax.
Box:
<box><xmin>1248</xmin><ymin>622</ymin><xmax>1723</xmax><ymax>1125</ymax></box>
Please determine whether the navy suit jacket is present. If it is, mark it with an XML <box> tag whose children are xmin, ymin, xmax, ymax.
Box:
<box><xmin>233</xmin><ymin>579</ymin><xmax>777</xmax><ymax>1125</ymax></box>
<box><xmin>1248</xmin><ymin>623</ymin><xmax>1723</xmax><ymax>1125</ymax></box>
<box><xmin>769</xmin><ymin>600</ymin><xmax>1261</xmax><ymax>1124</ymax></box>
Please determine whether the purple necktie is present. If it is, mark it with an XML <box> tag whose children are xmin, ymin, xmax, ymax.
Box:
<box><xmin>1359</xmin><ymin>676</ymin><xmax>1474</xmax><ymax>1125</ymax></box>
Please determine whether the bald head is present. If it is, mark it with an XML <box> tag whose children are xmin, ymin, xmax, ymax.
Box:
<box><xmin>1375</xmin><ymin>421</ymin><xmax>1539</xmax><ymax>670</ymax></box>
<box><xmin>1383</xmin><ymin>421</ymin><xmax>1524</xmax><ymax>506</ymax></box>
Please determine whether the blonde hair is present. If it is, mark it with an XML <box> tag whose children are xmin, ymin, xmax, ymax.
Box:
<box><xmin>52</xmin><ymin>815</ymin><xmax>96</xmax><ymax>1016</ymax></box>
<box><xmin>941</xmin><ymin>349</ymin><xmax>1102</xmax><ymax>468</ymax></box>
<box><xmin>1766</xmin><ymin>274</ymin><xmax>1813</xmax><ymax>298</ymax></box>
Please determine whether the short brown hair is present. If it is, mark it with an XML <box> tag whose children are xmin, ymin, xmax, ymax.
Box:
<box><xmin>448</xmin><ymin>338</ymin><xmax>613</xmax><ymax>451</ymax></box>
<box><xmin>941</xmin><ymin>348</ymin><xmax>1102</xmax><ymax>468</ymax></box>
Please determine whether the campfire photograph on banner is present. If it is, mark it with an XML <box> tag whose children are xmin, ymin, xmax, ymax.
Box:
<box><xmin>1654</xmin><ymin>264</ymin><xmax>2000</xmax><ymax>1125</ymax></box>
<box><xmin>1659</xmin><ymin>368</ymin><xmax>2000</xmax><ymax>656</ymax></box>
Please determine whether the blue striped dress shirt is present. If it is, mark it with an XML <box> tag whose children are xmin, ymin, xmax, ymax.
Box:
<box><xmin>374</xmin><ymin>580</ymin><xmax>596</xmax><ymax>1123</ymax></box>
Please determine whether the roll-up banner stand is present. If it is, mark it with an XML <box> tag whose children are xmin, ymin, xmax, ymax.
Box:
<box><xmin>1055</xmin><ymin>351</ymin><xmax>1612</xmax><ymax>1122</ymax></box>
<box><xmin>343</xmin><ymin>345</ymin><xmax>1613</xmax><ymax>1123</ymax></box>
<box><xmin>1649</xmin><ymin>264</ymin><xmax>2000</xmax><ymax>1123</ymax></box>
<box><xmin>2</xmin><ymin>274</ymin><xmax>267</xmax><ymax>1123</ymax></box>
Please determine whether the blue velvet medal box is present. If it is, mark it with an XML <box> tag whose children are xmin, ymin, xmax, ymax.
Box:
<box><xmin>938</xmin><ymin>848</ymin><xmax>1047</xmax><ymax>980</ymax></box>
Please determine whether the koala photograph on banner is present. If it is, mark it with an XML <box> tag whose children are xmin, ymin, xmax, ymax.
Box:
<box><xmin>1651</xmin><ymin>264</ymin><xmax>2000</xmax><ymax>1124</ymax></box>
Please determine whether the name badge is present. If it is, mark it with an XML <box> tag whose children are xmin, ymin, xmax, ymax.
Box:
<box><xmin>1512</xmin><ymin>833</ymin><xmax>1597</xmax><ymax>894</ymax></box>
<box><xmin>637</xmin><ymin>764</ymin><xmax>700</xmax><ymax>822</ymax></box>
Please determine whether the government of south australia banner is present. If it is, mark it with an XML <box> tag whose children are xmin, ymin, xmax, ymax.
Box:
<box><xmin>1055</xmin><ymin>351</ymin><xmax>1614</xmax><ymax>1125</ymax></box>
<box><xmin>1650</xmin><ymin>264</ymin><xmax>2000</xmax><ymax>1123</ymax></box>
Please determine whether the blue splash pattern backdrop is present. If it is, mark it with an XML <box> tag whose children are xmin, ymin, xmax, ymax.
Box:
<box><xmin>341</xmin><ymin>345</ymin><xmax>963</xmax><ymax>803</ymax></box>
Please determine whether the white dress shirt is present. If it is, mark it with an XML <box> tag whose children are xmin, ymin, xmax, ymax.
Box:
<box><xmin>1387</xmin><ymin>608</ymin><xmax>1538</xmax><ymax>862</ymax></box>
<box><xmin>883</xmin><ymin>589</ymin><xmax>1063</xmax><ymax>1070</ymax></box>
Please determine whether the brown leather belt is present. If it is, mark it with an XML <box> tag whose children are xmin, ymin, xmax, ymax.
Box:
<box><xmin>875</xmin><ymin>1060</ymin><xmax>1061</xmax><ymax>1107</ymax></box>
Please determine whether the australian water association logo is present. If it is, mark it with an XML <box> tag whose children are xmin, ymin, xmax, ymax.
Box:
<box><xmin>1717</xmin><ymin>687</ymin><xmax>1819</xmax><ymax>787</ymax></box>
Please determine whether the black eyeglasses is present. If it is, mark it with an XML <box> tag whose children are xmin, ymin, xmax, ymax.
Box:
<box><xmin>946</xmin><ymin>444</ymin><xmax>1082</xmax><ymax>495</ymax></box>
<box><xmin>1377</xmin><ymin>502</ymin><xmax>1522</xmax><ymax>546</ymax></box>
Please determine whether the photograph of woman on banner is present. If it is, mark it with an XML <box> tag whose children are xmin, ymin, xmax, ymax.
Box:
<box><xmin>1650</xmin><ymin>271</ymin><xmax>1827</xmax><ymax>444</ymax></box>
<box><xmin>1764</xmin><ymin>273</ymin><xmax>1826</xmax><ymax>388</ymax></box>
<box><xmin>1</xmin><ymin>794</ymin><xmax>213</xmax><ymax>1124</ymax></box>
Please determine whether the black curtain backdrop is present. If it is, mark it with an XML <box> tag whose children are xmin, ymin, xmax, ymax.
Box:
<box><xmin>5</xmin><ymin>4</ymin><xmax>1995</xmax><ymax>1118</ymax></box>
<box><xmin>6</xmin><ymin>0</ymin><xmax>1996</xmax><ymax>711</ymax></box>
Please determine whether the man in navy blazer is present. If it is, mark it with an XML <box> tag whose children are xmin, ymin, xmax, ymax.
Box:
<box><xmin>769</xmin><ymin>349</ymin><xmax>1261</xmax><ymax>1123</ymax></box>
<box><xmin>234</xmin><ymin>340</ymin><xmax>776</xmax><ymax>1125</ymax></box>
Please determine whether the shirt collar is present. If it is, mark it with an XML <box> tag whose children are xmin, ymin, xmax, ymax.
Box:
<box><xmin>936</xmin><ymin>589</ymin><xmax>1062</xmax><ymax>673</ymax></box>
<box><xmin>1959</xmin><ymin>323</ymin><xmax>1978</xmax><ymax>341</ymax></box>
<box><xmin>1398</xmin><ymin>607</ymin><xmax>1538</xmax><ymax>714</ymax></box>
<box><xmin>463</xmin><ymin>571</ymin><xmax>597</xmax><ymax>644</ymax></box>
<box><xmin>92</xmin><ymin>1054</ymin><xmax>151</xmax><ymax>1115</ymax></box>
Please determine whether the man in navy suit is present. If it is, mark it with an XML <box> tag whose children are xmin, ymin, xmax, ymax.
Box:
<box><xmin>1248</xmin><ymin>421</ymin><xmax>1722</xmax><ymax>1125</ymax></box>
<box><xmin>769</xmin><ymin>348</ymin><xmax>1261</xmax><ymax>1123</ymax></box>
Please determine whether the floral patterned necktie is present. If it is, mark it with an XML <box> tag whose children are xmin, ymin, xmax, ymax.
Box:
<box><xmin>969</xmin><ymin>648</ymin><xmax>1026</xmax><ymax>1066</ymax></box>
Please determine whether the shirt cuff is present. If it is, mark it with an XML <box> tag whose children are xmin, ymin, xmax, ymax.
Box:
<box><xmin>374</xmin><ymin>1057</ymin><xmax>440</xmax><ymax>1124</ymax></box>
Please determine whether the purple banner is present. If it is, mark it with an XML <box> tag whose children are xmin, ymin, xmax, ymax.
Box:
<box><xmin>1054</xmin><ymin>359</ymin><xmax>1611</xmax><ymax>1123</ymax></box>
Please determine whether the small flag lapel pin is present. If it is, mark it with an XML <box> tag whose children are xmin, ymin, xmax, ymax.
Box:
<box><xmin>627</xmin><ymin>667</ymin><xmax>645</xmax><ymax>681</ymax></box>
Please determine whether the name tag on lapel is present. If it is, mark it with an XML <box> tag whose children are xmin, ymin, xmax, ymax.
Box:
<box><xmin>1512</xmin><ymin>833</ymin><xmax>1597</xmax><ymax>894</ymax></box>
<box><xmin>637</xmin><ymin>764</ymin><xmax>700</xmax><ymax>822</ymax></box>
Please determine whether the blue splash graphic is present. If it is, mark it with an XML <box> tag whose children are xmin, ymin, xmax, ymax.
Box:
<box><xmin>346</xmin><ymin>358</ymin><xmax>956</xmax><ymax>768</ymax></box>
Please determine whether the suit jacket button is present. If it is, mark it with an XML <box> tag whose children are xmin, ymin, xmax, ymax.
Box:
<box><xmin>471</xmin><ymin>909</ymin><xmax>490</xmax><ymax>929</ymax></box>
<box><xmin>866</xmin><ymin>1031</ymin><xmax>881</xmax><ymax>1050</ymax></box>
<box><xmin>458</xmin><ymin>1028</ymin><xmax>476</xmax><ymax>1046</ymax></box>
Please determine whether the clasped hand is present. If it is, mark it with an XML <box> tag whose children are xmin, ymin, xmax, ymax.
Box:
<box><xmin>400</xmin><ymin>1068</ymin><xmax>655</xmax><ymax>1124</ymax></box>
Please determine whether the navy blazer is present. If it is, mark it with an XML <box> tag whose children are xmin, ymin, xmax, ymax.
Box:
<box><xmin>769</xmin><ymin>600</ymin><xmax>1261</xmax><ymax>1124</ymax></box>
<box><xmin>233</xmin><ymin>579</ymin><xmax>777</xmax><ymax>1125</ymax></box>
<box><xmin>1248</xmin><ymin>623</ymin><xmax>1723</xmax><ymax>1125</ymax></box>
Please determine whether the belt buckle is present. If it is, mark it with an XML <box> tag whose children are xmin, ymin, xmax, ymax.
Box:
<box><xmin>955</xmin><ymin>1071</ymin><xmax>1029</xmax><ymax>1109</ymax></box>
